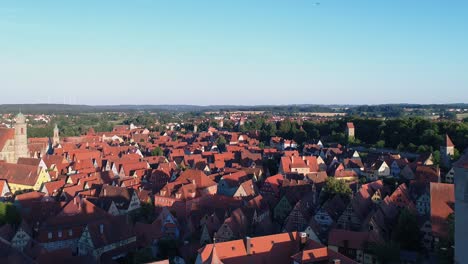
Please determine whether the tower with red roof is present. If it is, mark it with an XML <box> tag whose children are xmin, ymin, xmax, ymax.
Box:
<box><xmin>440</xmin><ymin>134</ymin><xmax>455</xmax><ymax>167</ymax></box>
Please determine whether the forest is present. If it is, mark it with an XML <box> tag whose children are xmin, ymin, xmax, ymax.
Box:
<box><xmin>25</xmin><ymin>110</ymin><xmax>467</xmax><ymax>162</ymax></box>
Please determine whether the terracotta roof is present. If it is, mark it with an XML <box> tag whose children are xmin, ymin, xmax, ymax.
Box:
<box><xmin>0</xmin><ymin>128</ymin><xmax>14</xmax><ymax>151</ymax></box>
<box><xmin>199</xmin><ymin>232</ymin><xmax>301</xmax><ymax>264</ymax></box>
<box><xmin>0</xmin><ymin>179</ymin><xmax>10</xmax><ymax>196</ymax></box>
<box><xmin>178</xmin><ymin>169</ymin><xmax>217</xmax><ymax>189</ymax></box>
<box><xmin>291</xmin><ymin>243</ymin><xmax>357</xmax><ymax>264</ymax></box>
<box><xmin>445</xmin><ymin>134</ymin><xmax>454</xmax><ymax>147</ymax></box>
<box><xmin>430</xmin><ymin>182</ymin><xmax>454</xmax><ymax>238</ymax></box>
<box><xmin>328</xmin><ymin>229</ymin><xmax>381</xmax><ymax>250</ymax></box>
<box><xmin>42</xmin><ymin>179</ymin><xmax>66</xmax><ymax>196</ymax></box>
<box><xmin>0</xmin><ymin>163</ymin><xmax>43</xmax><ymax>186</ymax></box>
<box><xmin>17</xmin><ymin>158</ymin><xmax>42</xmax><ymax>167</ymax></box>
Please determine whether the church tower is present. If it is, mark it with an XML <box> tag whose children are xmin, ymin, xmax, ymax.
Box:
<box><xmin>440</xmin><ymin>134</ymin><xmax>455</xmax><ymax>167</ymax></box>
<box><xmin>53</xmin><ymin>124</ymin><xmax>60</xmax><ymax>146</ymax></box>
<box><xmin>346</xmin><ymin>122</ymin><xmax>355</xmax><ymax>140</ymax></box>
<box><xmin>14</xmin><ymin>113</ymin><xmax>29</xmax><ymax>162</ymax></box>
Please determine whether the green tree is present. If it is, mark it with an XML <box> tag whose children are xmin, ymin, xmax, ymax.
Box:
<box><xmin>393</xmin><ymin>209</ymin><xmax>420</xmax><ymax>251</ymax></box>
<box><xmin>278</xmin><ymin>120</ymin><xmax>293</xmax><ymax>138</ymax></box>
<box><xmin>453</xmin><ymin>148</ymin><xmax>461</xmax><ymax>161</ymax></box>
<box><xmin>259</xmin><ymin>142</ymin><xmax>265</xmax><ymax>149</ymax></box>
<box><xmin>368</xmin><ymin>242</ymin><xmax>400</xmax><ymax>264</ymax></box>
<box><xmin>376</xmin><ymin>140</ymin><xmax>386</xmax><ymax>148</ymax></box>
<box><xmin>322</xmin><ymin>177</ymin><xmax>352</xmax><ymax>200</ymax></box>
<box><xmin>216</xmin><ymin>135</ymin><xmax>227</xmax><ymax>152</ymax></box>
<box><xmin>263</xmin><ymin>159</ymin><xmax>279</xmax><ymax>175</ymax></box>
<box><xmin>293</xmin><ymin>130</ymin><xmax>308</xmax><ymax>146</ymax></box>
<box><xmin>433</xmin><ymin>150</ymin><xmax>441</xmax><ymax>165</ymax></box>
<box><xmin>437</xmin><ymin>213</ymin><xmax>454</xmax><ymax>264</ymax></box>
<box><xmin>151</xmin><ymin>147</ymin><xmax>164</xmax><ymax>156</ymax></box>
<box><xmin>0</xmin><ymin>202</ymin><xmax>20</xmax><ymax>226</ymax></box>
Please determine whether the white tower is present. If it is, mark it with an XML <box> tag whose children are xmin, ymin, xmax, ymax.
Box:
<box><xmin>440</xmin><ymin>134</ymin><xmax>455</xmax><ymax>167</ymax></box>
<box><xmin>53</xmin><ymin>124</ymin><xmax>60</xmax><ymax>146</ymax></box>
<box><xmin>14</xmin><ymin>113</ymin><xmax>29</xmax><ymax>162</ymax></box>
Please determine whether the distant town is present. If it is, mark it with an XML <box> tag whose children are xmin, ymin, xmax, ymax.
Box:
<box><xmin>0</xmin><ymin>105</ymin><xmax>466</xmax><ymax>264</ymax></box>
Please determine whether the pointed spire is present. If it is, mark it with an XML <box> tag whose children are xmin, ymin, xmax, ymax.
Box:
<box><xmin>446</xmin><ymin>134</ymin><xmax>454</xmax><ymax>147</ymax></box>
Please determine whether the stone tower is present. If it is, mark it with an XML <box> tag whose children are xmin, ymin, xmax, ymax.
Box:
<box><xmin>14</xmin><ymin>113</ymin><xmax>29</xmax><ymax>162</ymax></box>
<box><xmin>440</xmin><ymin>134</ymin><xmax>455</xmax><ymax>167</ymax></box>
<box><xmin>53</xmin><ymin>124</ymin><xmax>60</xmax><ymax>146</ymax></box>
<box><xmin>346</xmin><ymin>122</ymin><xmax>355</xmax><ymax>140</ymax></box>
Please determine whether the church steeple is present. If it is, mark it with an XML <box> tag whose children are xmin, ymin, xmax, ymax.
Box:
<box><xmin>441</xmin><ymin>134</ymin><xmax>455</xmax><ymax>167</ymax></box>
<box><xmin>14</xmin><ymin>112</ymin><xmax>28</xmax><ymax>162</ymax></box>
<box><xmin>53</xmin><ymin>124</ymin><xmax>60</xmax><ymax>146</ymax></box>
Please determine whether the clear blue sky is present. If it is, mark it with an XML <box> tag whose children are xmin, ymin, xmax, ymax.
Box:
<box><xmin>1</xmin><ymin>0</ymin><xmax>467</xmax><ymax>105</ymax></box>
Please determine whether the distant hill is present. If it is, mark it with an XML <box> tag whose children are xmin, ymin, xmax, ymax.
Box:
<box><xmin>0</xmin><ymin>103</ymin><xmax>466</xmax><ymax>115</ymax></box>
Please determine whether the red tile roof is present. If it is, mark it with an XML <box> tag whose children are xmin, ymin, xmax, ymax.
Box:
<box><xmin>445</xmin><ymin>134</ymin><xmax>454</xmax><ymax>147</ymax></box>
<box><xmin>430</xmin><ymin>182</ymin><xmax>454</xmax><ymax>238</ymax></box>
<box><xmin>0</xmin><ymin>163</ymin><xmax>43</xmax><ymax>186</ymax></box>
<box><xmin>0</xmin><ymin>128</ymin><xmax>14</xmax><ymax>152</ymax></box>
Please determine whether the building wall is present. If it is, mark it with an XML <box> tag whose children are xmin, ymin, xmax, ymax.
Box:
<box><xmin>416</xmin><ymin>194</ymin><xmax>430</xmax><ymax>215</ymax></box>
<box><xmin>454</xmin><ymin>165</ymin><xmax>468</xmax><ymax>263</ymax></box>
<box><xmin>314</xmin><ymin>210</ymin><xmax>333</xmax><ymax>228</ymax></box>
<box><xmin>0</xmin><ymin>138</ymin><xmax>16</xmax><ymax>163</ymax></box>
<box><xmin>11</xmin><ymin>229</ymin><xmax>31</xmax><ymax>252</ymax></box>
<box><xmin>42</xmin><ymin>238</ymin><xmax>79</xmax><ymax>252</ymax></box>
<box><xmin>291</xmin><ymin>167</ymin><xmax>310</xmax><ymax>174</ymax></box>
<box><xmin>8</xmin><ymin>169</ymin><xmax>51</xmax><ymax>193</ymax></box>
<box><xmin>346</xmin><ymin>128</ymin><xmax>355</xmax><ymax>138</ymax></box>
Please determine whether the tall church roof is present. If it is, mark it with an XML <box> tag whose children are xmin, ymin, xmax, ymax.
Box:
<box><xmin>446</xmin><ymin>134</ymin><xmax>454</xmax><ymax>147</ymax></box>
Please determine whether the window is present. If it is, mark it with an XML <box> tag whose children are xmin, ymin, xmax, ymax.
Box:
<box><xmin>58</xmin><ymin>231</ymin><xmax>62</xmax><ymax>238</ymax></box>
<box><xmin>68</xmin><ymin>229</ymin><xmax>73</xmax><ymax>236</ymax></box>
<box><xmin>48</xmin><ymin>232</ymin><xmax>52</xmax><ymax>239</ymax></box>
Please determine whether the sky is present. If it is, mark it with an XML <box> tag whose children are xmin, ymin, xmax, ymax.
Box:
<box><xmin>1</xmin><ymin>0</ymin><xmax>467</xmax><ymax>105</ymax></box>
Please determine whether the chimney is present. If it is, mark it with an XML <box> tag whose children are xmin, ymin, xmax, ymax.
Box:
<box><xmin>299</xmin><ymin>232</ymin><xmax>308</xmax><ymax>245</ymax></box>
<box><xmin>245</xmin><ymin>236</ymin><xmax>252</xmax><ymax>255</ymax></box>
